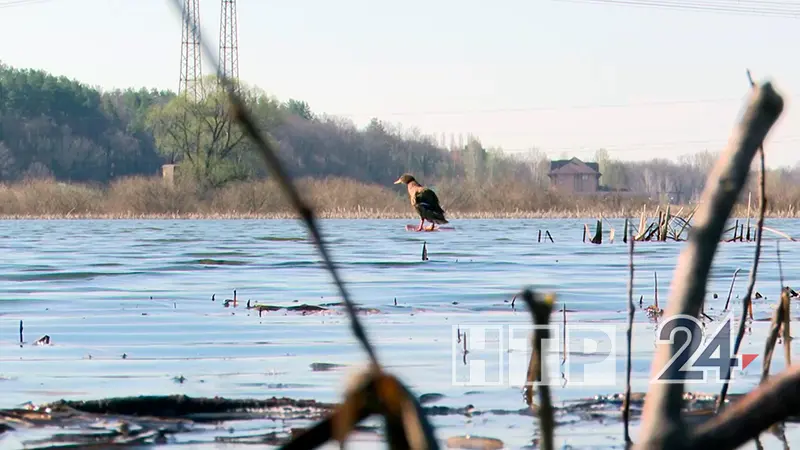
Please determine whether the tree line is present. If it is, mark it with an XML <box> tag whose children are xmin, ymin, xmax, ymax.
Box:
<box><xmin>1</xmin><ymin>62</ymin><xmax>796</xmax><ymax>203</ymax></box>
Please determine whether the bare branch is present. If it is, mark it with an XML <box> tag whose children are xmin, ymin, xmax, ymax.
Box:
<box><xmin>760</xmin><ymin>293</ymin><xmax>787</xmax><ymax>383</ymax></box>
<box><xmin>689</xmin><ymin>365</ymin><xmax>800</xmax><ymax>450</ymax></box>
<box><xmin>624</xmin><ymin>222</ymin><xmax>635</xmax><ymax>445</ymax></box>
<box><xmin>723</xmin><ymin>268</ymin><xmax>741</xmax><ymax>311</ymax></box>
<box><xmin>636</xmin><ymin>81</ymin><xmax>784</xmax><ymax>448</ymax></box>
<box><xmin>717</xmin><ymin>71</ymin><xmax>771</xmax><ymax>412</ymax></box>
<box><xmin>166</xmin><ymin>0</ymin><xmax>380</xmax><ymax>369</ymax></box>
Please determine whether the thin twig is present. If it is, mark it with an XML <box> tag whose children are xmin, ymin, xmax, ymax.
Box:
<box><xmin>761</xmin><ymin>226</ymin><xmax>796</xmax><ymax>241</ymax></box>
<box><xmin>716</xmin><ymin>283</ymin><xmax>754</xmax><ymax>413</ymax></box>
<box><xmin>624</xmin><ymin>222</ymin><xmax>635</xmax><ymax>446</ymax></box>
<box><xmin>561</xmin><ymin>303</ymin><xmax>566</xmax><ymax>365</ymax></box>
<box><xmin>654</xmin><ymin>272</ymin><xmax>659</xmax><ymax>309</ymax></box>
<box><xmin>781</xmin><ymin>288</ymin><xmax>792</xmax><ymax>366</ymax></box>
<box><xmin>719</xmin><ymin>70</ymin><xmax>771</xmax><ymax>411</ymax></box>
<box><xmin>777</xmin><ymin>241</ymin><xmax>785</xmax><ymax>287</ymax></box>
<box><xmin>636</xmin><ymin>81</ymin><xmax>784</xmax><ymax>449</ymax></box>
<box><xmin>777</xmin><ymin>242</ymin><xmax>791</xmax><ymax>367</ymax></box>
<box><xmin>760</xmin><ymin>294</ymin><xmax>787</xmax><ymax>383</ymax></box>
<box><xmin>723</xmin><ymin>268</ymin><xmax>741</xmax><ymax>311</ymax></box>
<box><xmin>167</xmin><ymin>0</ymin><xmax>379</xmax><ymax>368</ymax></box>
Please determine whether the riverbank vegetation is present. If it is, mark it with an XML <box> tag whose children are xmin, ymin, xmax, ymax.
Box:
<box><xmin>0</xmin><ymin>175</ymin><xmax>798</xmax><ymax>219</ymax></box>
<box><xmin>2</xmin><ymin>63</ymin><xmax>800</xmax><ymax>219</ymax></box>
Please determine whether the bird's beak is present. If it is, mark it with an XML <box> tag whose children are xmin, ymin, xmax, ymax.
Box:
<box><xmin>393</xmin><ymin>178</ymin><xmax>403</xmax><ymax>184</ymax></box>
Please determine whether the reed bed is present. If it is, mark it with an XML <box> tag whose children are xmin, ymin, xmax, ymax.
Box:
<box><xmin>0</xmin><ymin>177</ymin><xmax>798</xmax><ymax>220</ymax></box>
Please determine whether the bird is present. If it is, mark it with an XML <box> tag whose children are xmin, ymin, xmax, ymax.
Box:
<box><xmin>394</xmin><ymin>173</ymin><xmax>448</xmax><ymax>231</ymax></box>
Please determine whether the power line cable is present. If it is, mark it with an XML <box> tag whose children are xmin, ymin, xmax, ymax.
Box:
<box><xmin>552</xmin><ymin>0</ymin><xmax>800</xmax><ymax>15</ymax></box>
<box><xmin>441</xmin><ymin>135</ymin><xmax>800</xmax><ymax>154</ymax></box>
<box><xmin>329</xmin><ymin>95</ymin><xmax>800</xmax><ymax>118</ymax></box>
<box><xmin>0</xmin><ymin>0</ymin><xmax>57</xmax><ymax>9</ymax></box>
<box><xmin>550</xmin><ymin>0</ymin><xmax>800</xmax><ymax>18</ymax></box>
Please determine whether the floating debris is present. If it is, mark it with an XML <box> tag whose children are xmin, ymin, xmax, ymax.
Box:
<box><xmin>33</xmin><ymin>335</ymin><xmax>51</xmax><ymax>346</ymax></box>
<box><xmin>419</xmin><ymin>393</ymin><xmax>445</xmax><ymax>405</ymax></box>
<box><xmin>0</xmin><ymin>390</ymin><xmax>787</xmax><ymax>448</ymax></box>
<box><xmin>223</xmin><ymin>290</ymin><xmax>238</xmax><ymax>308</ymax></box>
<box><xmin>446</xmin><ymin>435</ymin><xmax>504</xmax><ymax>449</ymax></box>
<box><xmin>309</xmin><ymin>363</ymin><xmax>344</xmax><ymax>372</ymax></box>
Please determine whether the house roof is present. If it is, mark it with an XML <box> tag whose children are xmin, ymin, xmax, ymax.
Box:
<box><xmin>548</xmin><ymin>157</ymin><xmax>601</xmax><ymax>176</ymax></box>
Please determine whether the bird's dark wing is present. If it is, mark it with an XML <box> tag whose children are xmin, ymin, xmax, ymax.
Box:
<box><xmin>415</xmin><ymin>188</ymin><xmax>445</xmax><ymax>214</ymax></box>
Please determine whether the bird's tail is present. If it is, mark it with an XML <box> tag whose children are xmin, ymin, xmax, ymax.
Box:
<box><xmin>431</xmin><ymin>212</ymin><xmax>449</xmax><ymax>224</ymax></box>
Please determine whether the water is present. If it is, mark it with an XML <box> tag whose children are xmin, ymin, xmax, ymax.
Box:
<box><xmin>1</xmin><ymin>218</ymin><xmax>799</xmax><ymax>449</ymax></box>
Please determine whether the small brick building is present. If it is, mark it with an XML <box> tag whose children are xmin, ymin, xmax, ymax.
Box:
<box><xmin>547</xmin><ymin>157</ymin><xmax>602</xmax><ymax>194</ymax></box>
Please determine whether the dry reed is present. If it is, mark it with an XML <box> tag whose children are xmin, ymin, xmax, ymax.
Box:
<box><xmin>2</xmin><ymin>176</ymin><xmax>798</xmax><ymax>219</ymax></box>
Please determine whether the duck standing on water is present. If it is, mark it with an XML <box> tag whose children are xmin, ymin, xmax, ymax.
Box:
<box><xmin>394</xmin><ymin>173</ymin><xmax>449</xmax><ymax>231</ymax></box>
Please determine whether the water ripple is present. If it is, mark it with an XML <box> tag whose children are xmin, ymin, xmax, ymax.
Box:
<box><xmin>2</xmin><ymin>218</ymin><xmax>800</xmax><ymax>448</ymax></box>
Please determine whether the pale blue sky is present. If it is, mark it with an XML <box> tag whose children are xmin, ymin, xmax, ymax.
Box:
<box><xmin>1</xmin><ymin>0</ymin><xmax>799</xmax><ymax>167</ymax></box>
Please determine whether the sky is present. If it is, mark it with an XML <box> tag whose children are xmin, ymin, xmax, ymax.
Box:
<box><xmin>0</xmin><ymin>0</ymin><xmax>799</xmax><ymax>168</ymax></box>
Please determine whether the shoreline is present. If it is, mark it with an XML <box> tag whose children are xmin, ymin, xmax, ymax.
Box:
<box><xmin>3</xmin><ymin>177</ymin><xmax>797</xmax><ymax>221</ymax></box>
<box><xmin>0</xmin><ymin>209</ymin><xmax>797</xmax><ymax>220</ymax></box>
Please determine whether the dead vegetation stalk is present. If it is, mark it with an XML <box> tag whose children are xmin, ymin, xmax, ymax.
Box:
<box><xmin>521</xmin><ymin>290</ymin><xmax>555</xmax><ymax>450</ymax></box>
<box><xmin>624</xmin><ymin>223</ymin><xmax>635</xmax><ymax>446</ymax></box>
<box><xmin>760</xmin><ymin>293</ymin><xmax>787</xmax><ymax>383</ymax></box>
<box><xmin>723</xmin><ymin>268</ymin><xmax>741</xmax><ymax>311</ymax></box>
<box><xmin>654</xmin><ymin>272</ymin><xmax>659</xmax><ymax>309</ymax></box>
<box><xmin>776</xmin><ymin>242</ymin><xmax>792</xmax><ymax>367</ymax></box>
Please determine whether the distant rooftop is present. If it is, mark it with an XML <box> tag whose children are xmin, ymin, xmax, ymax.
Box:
<box><xmin>548</xmin><ymin>157</ymin><xmax>600</xmax><ymax>175</ymax></box>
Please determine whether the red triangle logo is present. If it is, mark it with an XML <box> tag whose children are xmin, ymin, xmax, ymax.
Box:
<box><xmin>742</xmin><ymin>354</ymin><xmax>759</xmax><ymax>369</ymax></box>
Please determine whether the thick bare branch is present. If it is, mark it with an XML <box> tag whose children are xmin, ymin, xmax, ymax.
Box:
<box><xmin>689</xmin><ymin>365</ymin><xmax>800</xmax><ymax>449</ymax></box>
<box><xmin>167</xmin><ymin>0</ymin><xmax>380</xmax><ymax>368</ymax></box>
<box><xmin>636</xmin><ymin>82</ymin><xmax>784</xmax><ymax>449</ymax></box>
<box><xmin>719</xmin><ymin>70</ymin><xmax>771</xmax><ymax>411</ymax></box>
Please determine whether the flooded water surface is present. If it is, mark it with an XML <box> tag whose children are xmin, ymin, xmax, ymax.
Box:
<box><xmin>2</xmin><ymin>218</ymin><xmax>800</xmax><ymax>449</ymax></box>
